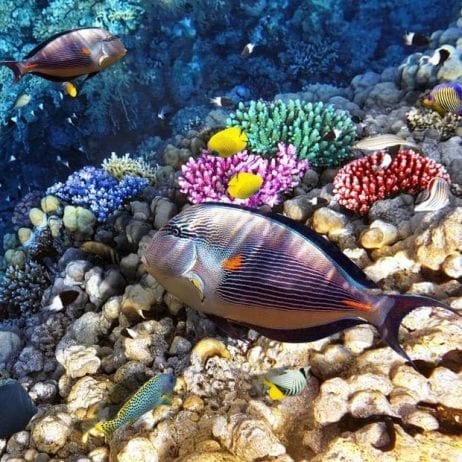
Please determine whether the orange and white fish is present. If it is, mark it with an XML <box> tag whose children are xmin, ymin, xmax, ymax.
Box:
<box><xmin>0</xmin><ymin>27</ymin><xmax>126</xmax><ymax>83</ymax></box>
<box><xmin>143</xmin><ymin>203</ymin><xmax>459</xmax><ymax>366</ymax></box>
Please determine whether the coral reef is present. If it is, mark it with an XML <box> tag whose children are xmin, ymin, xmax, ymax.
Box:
<box><xmin>0</xmin><ymin>261</ymin><xmax>50</xmax><ymax>318</ymax></box>
<box><xmin>102</xmin><ymin>152</ymin><xmax>158</xmax><ymax>183</ymax></box>
<box><xmin>406</xmin><ymin>107</ymin><xmax>462</xmax><ymax>140</ymax></box>
<box><xmin>178</xmin><ymin>143</ymin><xmax>308</xmax><ymax>207</ymax></box>
<box><xmin>227</xmin><ymin>99</ymin><xmax>356</xmax><ymax>167</ymax></box>
<box><xmin>333</xmin><ymin>149</ymin><xmax>451</xmax><ymax>214</ymax></box>
<box><xmin>46</xmin><ymin>166</ymin><xmax>149</xmax><ymax>222</ymax></box>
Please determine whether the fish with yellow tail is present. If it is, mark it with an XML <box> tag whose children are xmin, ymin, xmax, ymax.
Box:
<box><xmin>92</xmin><ymin>373</ymin><xmax>175</xmax><ymax>438</ymax></box>
<box><xmin>207</xmin><ymin>126</ymin><xmax>248</xmax><ymax>158</ymax></box>
<box><xmin>0</xmin><ymin>27</ymin><xmax>126</xmax><ymax>84</ymax></box>
<box><xmin>263</xmin><ymin>367</ymin><xmax>310</xmax><ymax>400</ymax></box>
<box><xmin>143</xmin><ymin>203</ymin><xmax>459</xmax><ymax>367</ymax></box>
<box><xmin>423</xmin><ymin>82</ymin><xmax>462</xmax><ymax>116</ymax></box>
<box><xmin>227</xmin><ymin>172</ymin><xmax>263</xmax><ymax>199</ymax></box>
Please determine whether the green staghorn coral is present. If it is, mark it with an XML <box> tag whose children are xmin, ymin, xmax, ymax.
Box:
<box><xmin>227</xmin><ymin>99</ymin><xmax>356</xmax><ymax>168</ymax></box>
<box><xmin>102</xmin><ymin>153</ymin><xmax>158</xmax><ymax>184</ymax></box>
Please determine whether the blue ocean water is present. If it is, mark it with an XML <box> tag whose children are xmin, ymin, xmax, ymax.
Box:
<box><xmin>0</xmin><ymin>0</ymin><xmax>459</xmax><ymax>239</ymax></box>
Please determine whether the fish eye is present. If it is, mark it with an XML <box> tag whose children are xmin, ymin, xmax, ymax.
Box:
<box><xmin>171</xmin><ymin>226</ymin><xmax>181</xmax><ymax>237</ymax></box>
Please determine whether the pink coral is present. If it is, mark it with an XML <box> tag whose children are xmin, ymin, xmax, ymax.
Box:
<box><xmin>333</xmin><ymin>149</ymin><xmax>450</xmax><ymax>214</ymax></box>
<box><xmin>178</xmin><ymin>142</ymin><xmax>308</xmax><ymax>207</ymax></box>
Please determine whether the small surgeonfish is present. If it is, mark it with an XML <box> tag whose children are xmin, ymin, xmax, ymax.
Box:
<box><xmin>0</xmin><ymin>27</ymin><xmax>126</xmax><ymax>83</ymax></box>
<box><xmin>143</xmin><ymin>203</ymin><xmax>459</xmax><ymax>365</ymax></box>
<box><xmin>93</xmin><ymin>373</ymin><xmax>176</xmax><ymax>437</ymax></box>
<box><xmin>423</xmin><ymin>82</ymin><xmax>462</xmax><ymax>116</ymax></box>
<box><xmin>227</xmin><ymin>172</ymin><xmax>263</xmax><ymax>199</ymax></box>
<box><xmin>263</xmin><ymin>367</ymin><xmax>310</xmax><ymax>400</ymax></box>
<box><xmin>0</xmin><ymin>378</ymin><xmax>38</xmax><ymax>438</ymax></box>
<box><xmin>207</xmin><ymin>127</ymin><xmax>248</xmax><ymax>158</ymax></box>
<box><xmin>353</xmin><ymin>134</ymin><xmax>419</xmax><ymax>151</ymax></box>
<box><xmin>414</xmin><ymin>177</ymin><xmax>451</xmax><ymax>213</ymax></box>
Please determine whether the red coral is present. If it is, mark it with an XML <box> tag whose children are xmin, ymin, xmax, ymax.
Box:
<box><xmin>333</xmin><ymin>149</ymin><xmax>450</xmax><ymax>214</ymax></box>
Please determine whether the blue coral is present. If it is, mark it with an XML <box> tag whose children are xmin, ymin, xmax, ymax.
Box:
<box><xmin>46</xmin><ymin>166</ymin><xmax>148</xmax><ymax>222</ymax></box>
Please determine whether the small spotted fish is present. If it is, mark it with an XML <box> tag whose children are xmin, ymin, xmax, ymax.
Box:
<box><xmin>0</xmin><ymin>379</ymin><xmax>38</xmax><ymax>438</ymax></box>
<box><xmin>263</xmin><ymin>367</ymin><xmax>310</xmax><ymax>400</ymax></box>
<box><xmin>423</xmin><ymin>81</ymin><xmax>462</xmax><ymax>116</ymax></box>
<box><xmin>207</xmin><ymin>126</ymin><xmax>248</xmax><ymax>158</ymax></box>
<box><xmin>94</xmin><ymin>373</ymin><xmax>176</xmax><ymax>438</ymax></box>
<box><xmin>414</xmin><ymin>177</ymin><xmax>451</xmax><ymax>212</ymax></box>
<box><xmin>227</xmin><ymin>172</ymin><xmax>263</xmax><ymax>199</ymax></box>
<box><xmin>353</xmin><ymin>134</ymin><xmax>419</xmax><ymax>151</ymax></box>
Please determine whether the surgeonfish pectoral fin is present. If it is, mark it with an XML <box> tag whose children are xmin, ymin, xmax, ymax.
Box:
<box><xmin>183</xmin><ymin>271</ymin><xmax>205</xmax><ymax>302</ymax></box>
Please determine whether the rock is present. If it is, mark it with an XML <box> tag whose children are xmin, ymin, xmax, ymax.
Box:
<box><xmin>177</xmin><ymin>452</ymin><xmax>243</xmax><ymax>462</ymax></box>
<box><xmin>283</xmin><ymin>196</ymin><xmax>316</xmax><ymax>222</ymax></box>
<box><xmin>14</xmin><ymin>346</ymin><xmax>44</xmax><ymax>377</ymax></box>
<box><xmin>310</xmin><ymin>344</ymin><xmax>353</xmax><ymax>379</ymax></box>
<box><xmin>64</xmin><ymin>260</ymin><xmax>92</xmax><ymax>284</ymax></box>
<box><xmin>153</xmin><ymin>199</ymin><xmax>177</xmax><ymax>229</ymax></box>
<box><xmin>69</xmin><ymin>312</ymin><xmax>101</xmax><ymax>346</ymax></box>
<box><xmin>313</xmin><ymin>378</ymin><xmax>350</xmax><ymax>425</ymax></box>
<box><xmin>442</xmin><ymin>254</ymin><xmax>462</xmax><ymax>279</ymax></box>
<box><xmin>311</xmin><ymin>207</ymin><xmax>347</xmax><ymax>236</ymax></box>
<box><xmin>123</xmin><ymin>334</ymin><xmax>152</xmax><ymax>364</ymax></box>
<box><xmin>130</xmin><ymin>201</ymin><xmax>151</xmax><ymax>221</ymax></box>
<box><xmin>349</xmin><ymin>390</ymin><xmax>397</xmax><ymax>418</ymax></box>
<box><xmin>56</xmin><ymin>345</ymin><xmax>100</xmax><ymax>378</ymax></box>
<box><xmin>412</xmin><ymin>208</ymin><xmax>462</xmax><ymax>271</ymax></box>
<box><xmin>347</xmin><ymin>373</ymin><xmax>393</xmax><ymax>396</ymax></box>
<box><xmin>183</xmin><ymin>395</ymin><xmax>205</xmax><ymax>413</ymax></box>
<box><xmin>164</xmin><ymin>292</ymin><xmax>184</xmax><ymax>316</ymax></box>
<box><xmin>212</xmin><ymin>414</ymin><xmax>286</xmax><ymax>460</ymax></box>
<box><xmin>115</xmin><ymin>437</ymin><xmax>160</xmax><ymax>462</ymax></box>
<box><xmin>404</xmin><ymin>409</ymin><xmax>439</xmax><ymax>431</ymax></box>
<box><xmin>126</xmin><ymin>219</ymin><xmax>152</xmax><ymax>245</ymax></box>
<box><xmin>121</xmin><ymin>283</ymin><xmax>160</xmax><ymax>321</ymax></box>
<box><xmin>0</xmin><ymin>331</ymin><xmax>22</xmax><ymax>367</ymax></box>
<box><xmin>29</xmin><ymin>381</ymin><xmax>58</xmax><ymax>403</ymax></box>
<box><xmin>66</xmin><ymin>376</ymin><xmax>112</xmax><ymax>418</ymax></box>
<box><xmin>354</xmin><ymin>422</ymin><xmax>391</xmax><ymax>450</ymax></box>
<box><xmin>119</xmin><ymin>253</ymin><xmax>141</xmax><ymax>280</ymax></box>
<box><xmin>391</xmin><ymin>365</ymin><xmax>435</xmax><ymax>403</ymax></box>
<box><xmin>6</xmin><ymin>430</ymin><xmax>30</xmax><ymax>454</ymax></box>
<box><xmin>169</xmin><ymin>336</ymin><xmax>192</xmax><ymax>356</ymax></box>
<box><xmin>85</xmin><ymin>267</ymin><xmax>125</xmax><ymax>307</ymax></box>
<box><xmin>31</xmin><ymin>413</ymin><xmax>72</xmax><ymax>454</ymax></box>
<box><xmin>363</xmin><ymin>251</ymin><xmax>420</xmax><ymax>283</ymax></box>
<box><xmin>429</xmin><ymin>367</ymin><xmax>462</xmax><ymax>410</ymax></box>
<box><xmin>360</xmin><ymin>220</ymin><xmax>398</xmax><ymax>249</ymax></box>
<box><xmin>342</xmin><ymin>325</ymin><xmax>375</xmax><ymax>354</ymax></box>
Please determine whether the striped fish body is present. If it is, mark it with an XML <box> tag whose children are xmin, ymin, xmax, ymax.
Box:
<box><xmin>0</xmin><ymin>28</ymin><xmax>126</xmax><ymax>83</ymax></box>
<box><xmin>423</xmin><ymin>82</ymin><xmax>462</xmax><ymax>116</ymax></box>
<box><xmin>353</xmin><ymin>134</ymin><xmax>419</xmax><ymax>151</ymax></box>
<box><xmin>414</xmin><ymin>177</ymin><xmax>451</xmax><ymax>212</ymax></box>
<box><xmin>97</xmin><ymin>373</ymin><xmax>175</xmax><ymax>437</ymax></box>
<box><xmin>143</xmin><ymin>203</ymin><xmax>456</xmax><ymax>362</ymax></box>
<box><xmin>264</xmin><ymin>367</ymin><xmax>309</xmax><ymax>399</ymax></box>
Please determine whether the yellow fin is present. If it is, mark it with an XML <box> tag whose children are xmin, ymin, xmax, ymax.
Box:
<box><xmin>183</xmin><ymin>270</ymin><xmax>205</xmax><ymax>302</ymax></box>
<box><xmin>263</xmin><ymin>378</ymin><xmax>285</xmax><ymax>400</ymax></box>
<box><xmin>227</xmin><ymin>172</ymin><xmax>263</xmax><ymax>199</ymax></box>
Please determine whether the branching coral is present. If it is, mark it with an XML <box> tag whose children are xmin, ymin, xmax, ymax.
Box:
<box><xmin>178</xmin><ymin>142</ymin><xmax>308</xmax><ymax>207</ymax></box>
<box><xmin>406</xmin><ymin>107</ymin><xmax>461</xmax><ymax>140</ymax></box>
<box><xmin>46</xmin><ymin>166</ymin><xmax>149</xmax><ymax>222</ymax></box>
<box><xmin>102</xmin><ymin>153</ymin><xmax>158</xmax><ymax>184</ymax></box>
<box><xmin>227</xmin><ymin>99</ymin><xmax>356</xmax><ymax>167</ymax></box>
<box><xmin>0</xmin><ymin>261</ymin><xmax>50</xmax><ymax>318</ymax></box>
<box><xmin>333</xmin><ymin>149</ymin><xmax>450</xmax><ymax>214</ymax></box>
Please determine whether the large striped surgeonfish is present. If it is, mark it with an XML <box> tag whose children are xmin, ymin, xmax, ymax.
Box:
<box><xmin>143</xmin><ymin>203</ymin><xmax>458</xmax><ymax>364</ymax></box>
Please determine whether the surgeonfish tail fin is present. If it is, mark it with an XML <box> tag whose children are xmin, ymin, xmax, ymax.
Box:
<box><xmin>377</xmin><ymin>294</ymin><xmax>459</xmax><ymax>366</ymax></box>
<box><xmin>0</xmin><ymin>61</ymin><xmax>24</xmax><ymax>83</ymax></box>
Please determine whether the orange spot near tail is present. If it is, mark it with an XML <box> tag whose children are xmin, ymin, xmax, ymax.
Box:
<box><xmin>342</xmin><ymin>299</ymin><xmax>375</xmax><ymax>313</ymax></box>
<box><xmin>23</xmin><ymin>63</ymin><xmax>39</xmax><ymax>70</ymax></box>
<box><xmin>81</xmin><ymin>47</ymin><xmax>92</xmax><ymax>55</ymax></box>
<box><xmin>223</xmin><ymin>255</ymin><xmax>244</xmax><ymax>271</ymax></box>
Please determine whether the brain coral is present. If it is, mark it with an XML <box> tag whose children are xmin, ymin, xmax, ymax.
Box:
<box><xmin>227</xmin><ymin>99</ymin><xmax>356</xmax><ymax>167</ymax></box>
<box><xmin>333</xmin><ymin>149</ymin><xmax>450</xmax><ymax>214</ymax></box>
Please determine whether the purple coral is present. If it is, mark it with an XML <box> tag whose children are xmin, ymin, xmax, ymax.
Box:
<box><xmin>178</xmin><ymin>143</ymin><xmax>308</xmax><ymax>207</ymax></box>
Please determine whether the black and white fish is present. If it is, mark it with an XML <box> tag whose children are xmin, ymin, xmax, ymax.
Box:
<box><xmin>414</xmin><ymin>177</ymin><xmax>451</xmax><ymax>212</ymax></box>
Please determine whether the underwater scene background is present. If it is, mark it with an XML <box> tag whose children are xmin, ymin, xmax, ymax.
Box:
<box><xmin>0</xmin><ymin>0</ymin><xmax>462</xmax><ymax>460</ymax></box>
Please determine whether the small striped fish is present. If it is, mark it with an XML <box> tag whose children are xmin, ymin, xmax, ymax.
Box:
<box><xmin>423</xmin><ymin>82</ymin><xmax>462</xmax><ymax>116</ymax></box>
<box><xmin>94</xmin><ymin>373</ymin><xmax>176</xmax><ymax>437</ymax></box>
<box><xmin>353</xmin><ymin>134</ymin><xmax>419</xmax><ymax>151</ymax></box>
<box><xmin>263</xmin><ymin>367</ymin><xmax>310</xmax><ymax>400</ymax></box>
<box><xmin>414</xmin><ymin>177</ymin><xmax>451</xmax><ymax>212</ymax></box>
